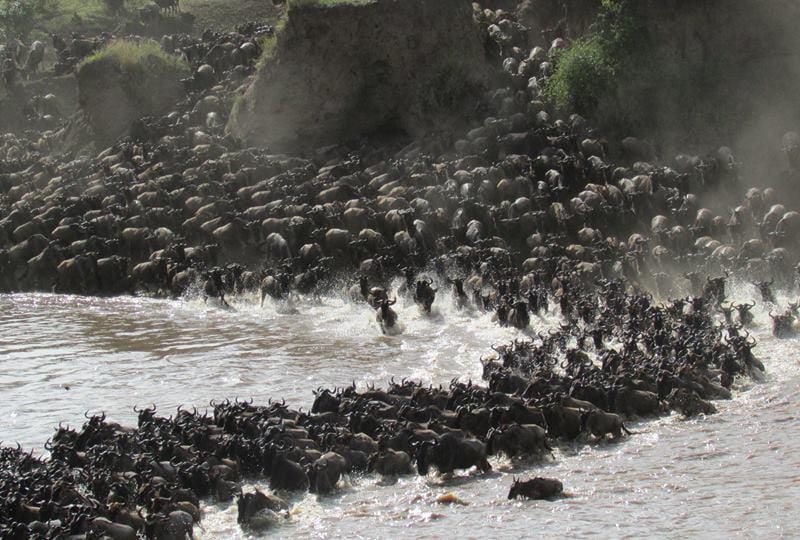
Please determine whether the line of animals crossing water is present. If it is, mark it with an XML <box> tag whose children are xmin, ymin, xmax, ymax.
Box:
<box><xmin>0</xmin><ymin>277</ymin><xmax>779</xmax><ymax>537</ymax></box>
<box><xmin>3</xmin><ymin>2</ymin><xmax>800</xmax><ymax>539</ymax></box>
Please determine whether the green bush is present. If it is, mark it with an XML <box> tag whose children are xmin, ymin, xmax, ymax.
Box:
<box><xmin>545</xmin><ymin>0</ymin><xmax>647</xmax><ymax>118</ymax></box>
<box><xmin>545</xmin><ymin>37</ymin><xmax>614</xmax><ymax>115</ymax></box>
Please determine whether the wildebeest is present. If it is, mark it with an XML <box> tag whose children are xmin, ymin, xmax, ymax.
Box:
<box><xmin>415</xmin><ymin>432</ymin><xmax>491</xmax><ymax>476</ymax></box>
<box><xmin>376</xmin><ymin>297</ymin><xmax>399</xmax><ymax>334</ymax></box>
<box><xmin>413</xmin><ymin>278</ymin><xmax>437</xmax><ymax>313</ymax></box>
<box><xmin>307</xmin><ymin>452</ymin><xmax>347</xmax><ymax>494</ymax></box>
<box><xmin>486</xmin><ymin>423</ymin><xmax>551</xmax><ymax>458</ymax></box>
<box><xmin>237</xmin><ymin>489</ymin><xmax>287</xmax><ymax>530</ymax></box>
<box><xmin>580</xmin><ymin>409</ymin><xmax>632</xmax><ymax>440</ymax></box>
<box><xmin>507</xmin><ymin>477</ymin><xmax>563</xmax><ymax>500</ymax></box>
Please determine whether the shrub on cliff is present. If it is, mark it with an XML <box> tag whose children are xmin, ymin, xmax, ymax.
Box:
<box><xmin>546</xmin><ymin>0</ymin><xmax>744</xmax><ymax>143</ymax></box>
<box><xmin>545</xmin><ymin>37</ymin><xmax>614</xmax><ymax>116</ymax></box>
<box><xmin>545</xmin><ymin>0</ymin><xmax>650</xmax><ymax>126</ymax></box>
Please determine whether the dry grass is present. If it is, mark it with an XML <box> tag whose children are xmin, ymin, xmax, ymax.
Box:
<box><xmin>80</xmin><ymin>39</ymin><xmax>189</xmax><ymax>75</ymax></box>
<box><xmin>287</xmin><ymin>0</ymin><xmax>375</xmax><ymax>10</ymax></box>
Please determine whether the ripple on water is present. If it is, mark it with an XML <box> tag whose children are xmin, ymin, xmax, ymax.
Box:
<box><xmin>2</xmin><ymin>291</ymin><xmax>800</xmax><ymax>537</ymax></box>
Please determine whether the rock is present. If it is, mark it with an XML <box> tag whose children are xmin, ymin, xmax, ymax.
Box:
<box><xmin>77</xmin><ymin>41</ymin><xmax>189</xmax><ymax>141</ymax></box>
<box><xmin>435</xmin><ymin>492</ymin><xmax>468</xmax><ymax>506</ymax></box>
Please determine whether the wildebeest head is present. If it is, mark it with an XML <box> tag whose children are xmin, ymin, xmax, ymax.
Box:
<box><xmin>378</xmin><ymin>297</ymin><xmax>397</xmax><ymax>318</ymax></box>
<box><xmin>507</xmin><ymin>476</ymin><xmax>523</xmax><ymax>499</ymax></box>
<box><xmin>133</xmin><ymin>403</ymin><xmax>157</xmax><ymax>427</ymax></box>
<box><xmin>236</xmin><ymin>491</ymin><xmax>258</xmax><ymax>524</ymax></box>
<box><xmin>311</xmin><ymin>387</ymin><xmax>340</xmax><ymax>414</ymax></box>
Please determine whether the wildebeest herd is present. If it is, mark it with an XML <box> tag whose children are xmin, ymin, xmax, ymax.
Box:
<box><xmin>0</xmin><ymin>3</ymin><xmax>798</xmax><ymax>538</ymax></box>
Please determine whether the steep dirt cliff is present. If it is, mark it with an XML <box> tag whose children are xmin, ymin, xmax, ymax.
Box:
<box><xmin>228</xmin><ymin>0</ymin><xmax>492</xmax><ymax>153</ymax></box>
<box><xmin>637</xmin><ymin>0</ymin><xmax>800</xmax><ymax>163</ymax></box>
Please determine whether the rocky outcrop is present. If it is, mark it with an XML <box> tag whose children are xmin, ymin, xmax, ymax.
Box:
<box><xmin>77</xmin><ymin>42</ymin><xmax>188</xmax><ymax>141</ymax></box>
<box><xmin>228</xmin><ymin>0</ymin><xmax>492</xmax><ymax>153</ymax></box>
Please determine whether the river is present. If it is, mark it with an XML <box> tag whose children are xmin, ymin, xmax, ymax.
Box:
<box><xmin>1</xmin><ymin>285</ymin><xmax>799</xmax><ymax>538</ymax></box>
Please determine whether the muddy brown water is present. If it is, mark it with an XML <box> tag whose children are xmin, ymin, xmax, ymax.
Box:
<box><xmin>1</xmin><ymin>285</ymin><xmax>799</xmax><ymax>538</ymax></box>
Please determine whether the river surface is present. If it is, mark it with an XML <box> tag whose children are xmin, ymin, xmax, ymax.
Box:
<box><xmin>1</xmin><ymin>286</ymin><xmax>799</xmax><ymax>538</ymax></box>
